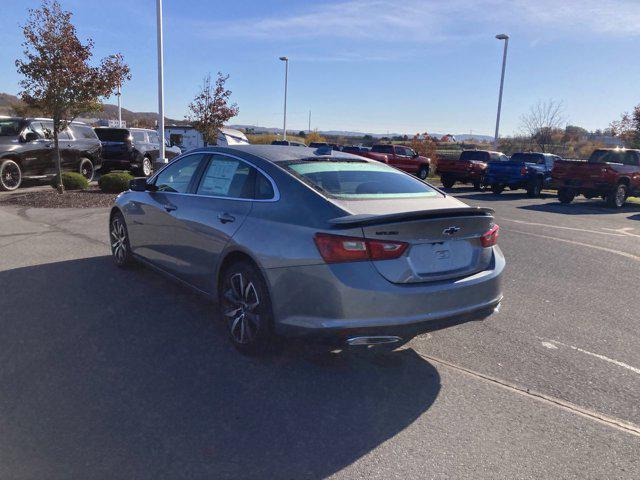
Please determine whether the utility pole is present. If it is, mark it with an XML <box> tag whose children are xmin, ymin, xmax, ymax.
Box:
<box><xmin>279</xmin><ymin>56</ymin><xmax>289</xmax><ymax>141</ymax></box>
<box><xmin>494</xmin><ymin>33</ymin><xmax>510</xmax><ymax>149</ymax></box>
<box><xmin>117</xmin><ymin>84</ymin><xmax>122</xmax><ymax>127</ymax></box>
<box><xmin>156</xmin><ymin>0</ymin><xmax>166</xmax><ymax>163</ymax></box>
<box><xmin>308</xmin><ymin>110</ymin><xmax>311</xmax><ymax>132</ymax></box>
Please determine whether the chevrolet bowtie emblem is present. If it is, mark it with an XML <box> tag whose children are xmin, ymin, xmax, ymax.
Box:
<box><xmin>442</xmin><ymin>226</ymin><xmax>461</xmax><ymax>236</ymax></box>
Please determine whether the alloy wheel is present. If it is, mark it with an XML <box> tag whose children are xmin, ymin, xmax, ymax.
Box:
<box><xmin>223</xmin><ymin>272</ymin><xmax>261</xmax><ymax>345</ymax></box>
<box><xmin>80</xmin><ymin>160</ymin><xmax>94</xmax><ymax>181</ymax></box>
<box><xmin>1</xmin><ymin>162</ymin><xmax>21</xmax><ymax>191</ymax></box>
<box><xmin>110</xmin><ymin>217</ymin><xmax>128</xmax><ymax>264</ymax></box>
<box><xmin>142</xmin><ymin>158</ymin><xmax>152</xmax><ymax>176</ymax></box>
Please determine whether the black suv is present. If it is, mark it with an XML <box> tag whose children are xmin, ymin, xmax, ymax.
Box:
<box><xmin>0</xmin><ymin>117</ymin><xmax>102</xmax><ymax>191</ymax></box>
<box><xmin>95</xmin><ymin>127</ymin><xmax>179</xmax><ymax>176</ymax></box>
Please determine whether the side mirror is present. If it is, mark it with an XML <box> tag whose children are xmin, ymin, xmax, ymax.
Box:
<box><xmin>129</xmin><ymin>177</ymin><xmax>157</xmax><ymax>192</ymax></box>
<box><xmin>23</xmin><ymin>132</ymin><xmax>39</xmax><ymax>143</ymax></box>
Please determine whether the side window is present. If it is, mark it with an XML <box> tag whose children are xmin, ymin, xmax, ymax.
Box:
<box><xmin>69</xmin><ymin>124</ymin><xmax>96</xmax><ymax>139</ymax></box>
<box><xmin>148</xmin><ymin>132</ymin><xmax>159</xmax><ymax>144</ymax></box>
<box><xmin>41</xmin><ymin>122</ymin><xmax>70</xmax><ymax>140</ymax></box>
<box><xmin>622</xmin><ymin>151</ymin><xmax>639</xmax><ymax>166</ymax></box>
<box><xmin>154</xmin><ymin>154</ymin><xmax>205</xmax><ymax>193</ymax></box>
<box><xmin>132</xmin><ymin>131</ymin><xmax>146</xmax><ymax>143</ymax></box>
<box><xmin>405</xmin><ymin>148</ymin><xmax>416</xmax><ymax>157</ymax></box>
<box><xmin>197</xmin><ymin>156</ymin><xmax>254</xmax><ymax>199</ymax></box>
<box><xmin>255</xmin><ymin>171</ymin><xmax>275</xmax><ymax>200</ymax></box>
<box><xmin>27</xmin><ymin>122</ymin><xmax>46</xmax><ymax>138</ymax></box>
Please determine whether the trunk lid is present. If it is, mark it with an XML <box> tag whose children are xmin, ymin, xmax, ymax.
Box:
<box><xmin>331</xmin><ymin>197</ymin><xmax>495</xmax><ymax>284</ymax></box>
<box><xmin>552</xmin><ymin>160</ymin><xmax>604</xmax><ymax>182</ymax></box>
<box><xmin>487</xmin><ymin>160</ymin><xmax>526</xmax><ymax>179</ymax></box>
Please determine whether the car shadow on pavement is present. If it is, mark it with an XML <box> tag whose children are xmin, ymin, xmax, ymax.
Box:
<box><xmin>451</xmin><ymin>191</ymin><xmax>555</xmax><ymax>202</ymax></box>
<box><xmin>518</xmin><ymin>201</ymin><xmax>640</xmax><ymax>215</ymax></box>
<box><xmin>0</xmin><ymin>256</ymin><xmax>441</xmax><ymax>480</ymax></box>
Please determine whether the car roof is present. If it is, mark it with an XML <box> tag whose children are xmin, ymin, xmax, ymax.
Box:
<box><xmin>188</xmin><ymin>144</ymin><xmax>370</xmax><ymax>163</ymax></box>
<box><xmin>0</xmin><ymin>116</ymin><xmax>88</xmax><ymax>125</ymax></box>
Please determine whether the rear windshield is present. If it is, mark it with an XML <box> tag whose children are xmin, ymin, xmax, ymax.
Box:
<box><xmin>0</xmin><ymin>119</ymin><xmax>23</xmax><ymax>136</ymax></box>
<box><xmin>342</xmin><ymin>146</ymin><xmax>362</xmax><ymax>153</ymax></box>
<box><xmin>371</xmin><ymin>145</ymin><xmax>394</xmax><ymax>154</ymax></box>
<box><xmin>459</xmin><ymin>151</ymin><xmax>489</xmax><ymax>161</ymax></box>
<box><xmin>511</xmin><ymin>153</ymin><xmax>544</xmax><ymax>164</ymax></box>
<box><xmin>283</xmin><ymin>160</ymin><xmax>438</xmax><ymax>199</ymax></box>
<box><xmin>589</xmin><ymin>149</ymin><xmax>639</xmax><ymax>165</ymax></box>
<box><xmin>95</xmin><ymin>128</ymin><xmax>129</xmax><ymax>142</ymax></box>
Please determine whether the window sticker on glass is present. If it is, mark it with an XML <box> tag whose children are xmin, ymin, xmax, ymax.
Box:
<box><xmin>199</xmin><ymin>160</ymin><xmax>240</xmax><ymax>196</ymax></box>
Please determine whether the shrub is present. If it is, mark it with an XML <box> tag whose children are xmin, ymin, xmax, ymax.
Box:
<box><xmin>50</xmin><ymin>172</ymin><xmax>89</xmax><ymax>191</ymax></box>
<box><xmin>99</xmin><ymin>172</ymin><xmax>134</xmax><ymax>193</ymax></box>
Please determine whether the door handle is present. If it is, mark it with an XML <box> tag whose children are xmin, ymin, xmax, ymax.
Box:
<box><xmin>163</xmin><ymin>204</ymin><xmax>177</xmax><ymax>212</ymax></box>
<box><xmin>218</xmin><ymin>212</ymin><xmax>235</xmax><ymax>224</ymax></box>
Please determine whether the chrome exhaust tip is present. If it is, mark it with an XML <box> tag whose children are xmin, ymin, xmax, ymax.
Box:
<box><xmin>346</xmin><ymin>336</ymin><xmax>402</xmax><ymax>346</ymax></box>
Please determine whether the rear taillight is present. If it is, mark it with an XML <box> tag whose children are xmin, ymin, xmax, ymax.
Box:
<box><xmin>314</xmin><ymin>233</ymin><xmax>408</xmax><ymax>263</ymax></box>
<box><xmin>520</xmin><ymin>166</ymin><xmax>527</xmax><ymax>176</ymax></box>
<box><xmin>481</xmin><ymin>224</ymin><xmax>500</xmax><ymax>247</ymax></box>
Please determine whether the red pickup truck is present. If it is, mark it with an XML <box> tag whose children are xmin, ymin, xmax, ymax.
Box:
<box><xmin>437</xmin><ymin>150</ymin><xmax>508</xmax><ymax>190</ymax></box>
<box><xmin>369</xmin><ymin>144</ymin><xmax>432</xmax><ymax>179</ymax></box>
<box><xmin>552</xmin><ymin>148</ymin><xmax>640</xmax><ymax>208</ymax></box>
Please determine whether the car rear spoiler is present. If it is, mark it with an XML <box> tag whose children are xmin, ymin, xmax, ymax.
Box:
<box><xmin>329</xmin><ymin>207</ymin><xmax>494</xmax><ymax>227</ymax></box>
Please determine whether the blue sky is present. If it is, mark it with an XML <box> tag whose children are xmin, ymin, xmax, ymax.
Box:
<box><xmin>1</xmin><ymin>0</ymin><xmax>639</xmax><ymax>135</ymax></box>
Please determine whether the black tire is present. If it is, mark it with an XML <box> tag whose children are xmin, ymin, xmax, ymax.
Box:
<box><xmin>441</xmin><ymin>176</ymin><xmax>455</xmax><ymax>189</ymax></box>
<box><xmin>508</xmin><ymin>185</ymin><xmax>519</xmax><ymax>191</ymax></box>
<box><xmin>110</xmin><ymin>211</ymin><xmax>134</xmax><ymax>267</ymax></box>
<box><xmin>0</xmin><ymin>159</ymin><xmax>22</xmax><ymax>191</ymax></box>
<box><xmin>605</xmin><ymin>183</ymin><xmax>627</xmax><ymax>209</ymax></box>
<box><xmin>79</xmin><ymin>157</ymin><xmax>95</xmax><ymax>182</ymax></box>
<box><xmin>526</xmin><ymin>177</ymin><xmax>543</xmax><ymax>198</ymax></box>
<box><xmin>473</xmin><ymin>179</ymin><xmax>483</xmax><ymax>191</ymax></box>
<box><xmin>558</xmin><ymin>188</ymin><xmax>575</xmax><ymax>204</ymax></box>
<box><xmin>219</xmin><ymin>260</ymin><xmax>274</xmax><ymax>355</ymax></box>
<box><xmin>491</xmin><ymin>184</ymin><xmax>505</xmax><ymax>195</ymax></box>
<box><xmin>417</xmin><ymin>165</ymin><xmax>429</xmax><ymax>180</ymax></box>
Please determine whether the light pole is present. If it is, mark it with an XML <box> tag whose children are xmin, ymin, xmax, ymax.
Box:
<box><xmin>156</xmin><ymin>0</ymin><xmax>166</xmax><ymax>163</ymax></box>
<box><xmin>116</xmin><ymin>83</ymin><xmax>122</xmax><ymax>127</ymax></box>
<box><xmin>494</xmin><ymin>33</ymin><xmax>509</xmax><ymax>149</ymax></box>
<box><xmin>279</xmin><ymin>56</ymin><xmax>288</xmax><ymax>141</ymax></box>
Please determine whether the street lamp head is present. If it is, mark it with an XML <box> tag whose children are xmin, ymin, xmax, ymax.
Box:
<box><xmin>279</xmin><ymin>56</ymin><xmax>288</xmax><ymax>61</ymax></box>
<box><xmin>495</xmin><ymin>34</ymin><xmax>509</xmax><ymax>40</ymax></box>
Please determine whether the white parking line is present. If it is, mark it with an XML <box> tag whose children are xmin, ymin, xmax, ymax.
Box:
<box><xmin>545</xmin><ymin>339</ymin><xmax>640</xmax><ymax>376</ymax></box>
<box><xmin>501</xmin><ymin>218</ymin><xmax>626</xmax><ymax>237</ymax></box>
<box><xmin>507</xmin><ymin>229</ymin><xmax>640</xmax><ymax>262</ymax></box>
<box><xmin>602</xmin><ymin>227</ymin><xmax>640</xmax><ymax>238</ymax></box>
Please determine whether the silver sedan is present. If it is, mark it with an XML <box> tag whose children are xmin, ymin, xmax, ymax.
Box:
<box><xmin>110</xmin><ymin>145</ymin><xmax>505</xmax><ymax>354</ymax></box>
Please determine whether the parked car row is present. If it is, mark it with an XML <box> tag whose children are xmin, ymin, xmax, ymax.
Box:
<box><xmin>436</xmin><ymin>147</ymin><xmax>640</xmax><ymax>208</ymax></box>
<box><xmin>0</xmin><ymin>116</ymin><xmax>180</xmax><ymax>191</ymax></box>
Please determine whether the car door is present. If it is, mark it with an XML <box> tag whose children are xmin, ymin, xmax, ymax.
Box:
<box><xmin>403</xmin><ymin>147</ymin><xmax>420</xmax><ymax>173</ymax></box>
<box><xmin>147</xmin><ymin>131</ymin><xmax>161</xmax><ymax>161</ymax></box>
<box><xmin>41</xmin><ymin>121</ymin><xmax>75</xmax><ymax>172</ymax></box>
<box><xmin>21</xmin><ymin>121</ymin><xmax>54</xmax><ymax>175</ymax></box>
<box><xmin>167</xmin><ymin>154</ymin><xmax>255</xmax><ymax>291</ymax></box>
<box><xmin>126</xmin><ymin>152</ymin><xmax>209</xmax><ymax>273</ymax></box>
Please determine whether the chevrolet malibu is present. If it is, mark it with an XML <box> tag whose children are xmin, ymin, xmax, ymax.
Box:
<box><xmin>109</xmin><ymin>145</ymin><xmax>504</xmax><ymax>354</ymax></box>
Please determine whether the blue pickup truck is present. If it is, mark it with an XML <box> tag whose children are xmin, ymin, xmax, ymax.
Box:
<box><xmin>484</xmin><ymin>152</ymin><xmax>561</xmax><ymax>197</ymax></box>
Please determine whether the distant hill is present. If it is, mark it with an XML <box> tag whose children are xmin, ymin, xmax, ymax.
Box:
<box><xmin>2</xmin><ymin>91</ymin><xmax>493</xmax><ymax>140</ymax></box>
<box><xmin>0</xmin><ymin>91</ymin><xmax>184</xmax><ymax>126</ymax></box>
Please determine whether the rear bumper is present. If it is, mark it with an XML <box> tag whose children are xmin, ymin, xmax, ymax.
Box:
<box><xmin>553</xmin><ymin>179</ymin><xmax>615</xmax><ymax>192</ymax></box>
<box><xmin>484</xmin><ymin>174</ymin><xmax>527</xmax><ymax>187</ymax></box>
<box><xmin>437</xmin><ymin>170</ymin><xmax>484</xmax><ymax>182</ymax></box>
<box><xmin>265</xmin><ymin>246</ymin><xmax>505</xmax><ymax>340</ymax></box>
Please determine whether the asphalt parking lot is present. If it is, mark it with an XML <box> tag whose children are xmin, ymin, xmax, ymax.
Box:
<box><xmin>1</xmin><ymin>187</ymin><xmax>639</xmax><ymax>479</ymax></box>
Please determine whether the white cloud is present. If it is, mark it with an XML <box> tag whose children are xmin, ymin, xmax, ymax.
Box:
<box><xmin>193</xmin><ymin>0</ymin><xmax>640</xmax><ymax>42</ymax></box>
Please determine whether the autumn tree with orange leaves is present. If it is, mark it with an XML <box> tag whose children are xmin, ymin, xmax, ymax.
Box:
<box><xmin>411</xmin><ymin>133</ymin><xmax>438</xmax><ymax>169</ymax></box>
<box><xmin>16</xmin><ymin>0</ymin><xmax>130</xmax><ymax>192</ymax></box>
<box><xmin>187</xmin><ymin>73</ymin><xmax>239</xmax><ymax>146</ymax></box>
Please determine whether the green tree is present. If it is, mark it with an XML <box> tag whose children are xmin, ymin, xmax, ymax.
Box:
<box><xmin>16</xmin><ymin>0</ymin><xmax>130</xmax><ymax>193</ymax></box>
